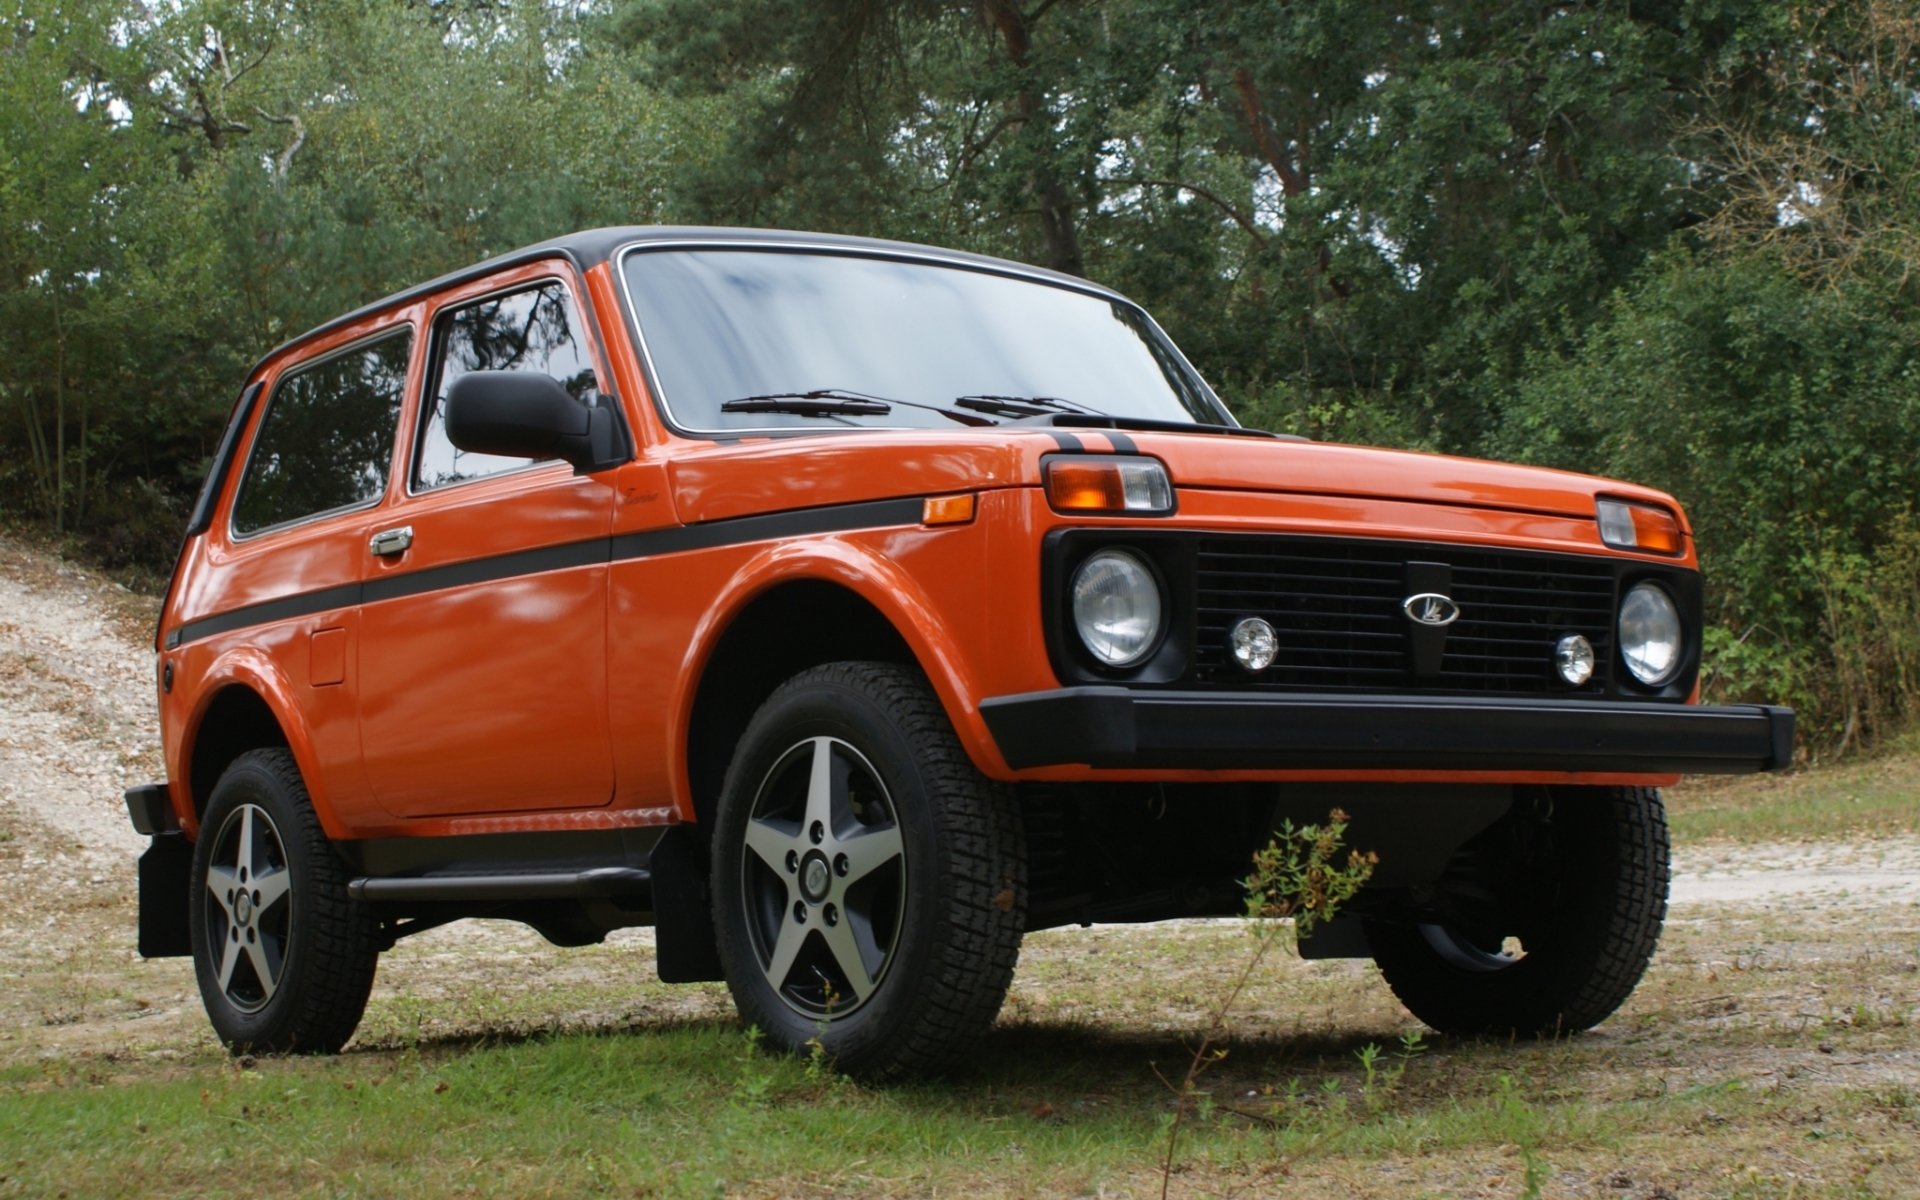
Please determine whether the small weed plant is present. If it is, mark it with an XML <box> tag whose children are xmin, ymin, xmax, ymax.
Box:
<box><xmin>731</xmin><ymin>1025</ymin><xmax>776</xmax><ymax>1108</ymax></box>
<box><xmin>1357</xmin><ymin>1028</ymin><xmax>1428</xmax><ymax>1114</ymax></box>
<box><xmin>1156</xmin><ymin>809</ymin><xmax>1378</xmax><ymax>1198</ymax></box>
<box><xmin>731</xmin><ymin>1019</ymin><xmax>853</xmax><ymax>1108</ymax></box>
<box><xmin>1497</xmin><ymin>1073</ymin><xmax>1553</xmax><ymax>1200</ymax></box>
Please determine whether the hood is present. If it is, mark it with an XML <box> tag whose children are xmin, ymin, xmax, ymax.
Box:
<box><xmin>665</xmin><ymin>425</ymin><xmax>1687</xmax><ymax>531</ymax></box>
<box><xmin>1131</xmin><ymin>430</ymin><xmax>1685</xmax><ymax>524</ymax></box>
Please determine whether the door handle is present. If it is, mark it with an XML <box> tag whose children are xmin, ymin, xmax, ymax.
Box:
<box><xmin>369</xmin><ymin>526</ymin><xmax>413</xmax><ymax>557</ymax></box>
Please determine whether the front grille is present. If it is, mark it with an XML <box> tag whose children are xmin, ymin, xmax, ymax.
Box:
<box><xmin>1190</xmin><ymin>536</ymin><xmax>1617</xmax><ymax>695</ymax></box>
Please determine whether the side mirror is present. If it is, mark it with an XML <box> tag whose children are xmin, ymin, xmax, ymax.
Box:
<box><xmin>444</xmin><ymin>371</ymin><xmax>626</xmax><ymax>473</ymax></box>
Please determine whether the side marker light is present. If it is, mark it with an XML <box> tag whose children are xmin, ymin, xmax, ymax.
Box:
<box><xmin>922</xmin><ymin>494</ymin><xmax>977</xmax><ymax>525</ymax></box>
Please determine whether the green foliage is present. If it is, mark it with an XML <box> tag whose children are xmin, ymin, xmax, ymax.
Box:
<box><xmin>6</xmin><ymin>0</ymin><xmax>1920</xmax><ymax>746</ymax></box>
<box><xmin>1242</xmin><ymin>811</ymin><xmax>1379</xmax><ymax>941</ymax></box>
<box><xmin>0</xmin><ymin>0</ymin><xmax>690</xmax><ymax>559</ymax></box>
<box><xmin>1501</xmin><ymin>249</ymin><xmax>1920</xmax><ymax>750</ymax></box>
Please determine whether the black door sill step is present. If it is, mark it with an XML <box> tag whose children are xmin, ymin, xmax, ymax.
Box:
<box><xmin>348</xmin><ymin>866</ymin><xmax>650</xmax><ymax>903</ymax></box>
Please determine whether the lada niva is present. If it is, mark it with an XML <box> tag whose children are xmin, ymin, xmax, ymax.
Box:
<box><xmin>125</xmin><ymin>226</ymin><xmax>1794</xmax><ymax>1075</ymax></box>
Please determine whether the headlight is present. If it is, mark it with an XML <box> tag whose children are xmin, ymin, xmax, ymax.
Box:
<box><xmin>1619</xmin><ymin>582</ymin><xmax>1683</xmax><ymax>686</ymax></box>
<box><xmin>1071</xmin><ymin>549</ymin><xmax>1164</xmax><ymax>667</ymax></box>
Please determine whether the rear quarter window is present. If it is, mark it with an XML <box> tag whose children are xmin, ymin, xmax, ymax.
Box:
<box><xmin>231</xmin><ymin>329</ymin><xmax>413</xmax><ymax>536</ymax></box>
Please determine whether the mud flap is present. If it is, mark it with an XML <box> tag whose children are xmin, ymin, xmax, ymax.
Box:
<box><xmin>138</xmin><ymin>833</ymin><xmax>193</xmax><ymax>958</ymax></box>
<box><xmin>649</xmin><ymin>825</ymin><xmax>724</xmax><ymax>983</ymax></box>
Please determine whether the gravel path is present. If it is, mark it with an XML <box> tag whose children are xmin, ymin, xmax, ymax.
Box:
<box><xmin>0</xmin><ymin>533</ymin><xmax>156</xmax><ymax>877</ymax></box>
<box><xmin>1672</xmin><ymin>837</ymin><xmax>1920</xmax><ymax>905</ymax></box>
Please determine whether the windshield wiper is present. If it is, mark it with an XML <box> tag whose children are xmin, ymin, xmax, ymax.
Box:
<box><xmin>954</xmin><ymin>394</ymin><xmax>1100</xmax><ymax>418</ymax></box>
<box><xmin>955</xmin><ymin>394</ymin><xmax>1293</xmax><ymax>439</ymax></box>
<box><xmin>720</xmin><ymin>389</ymin><xmax>893</xmax><ymax>419</ymax></box>
<box><xmin>720</xmin><ymin>387</ymin><xmax>994</xmax><ymax>427</ymax></box>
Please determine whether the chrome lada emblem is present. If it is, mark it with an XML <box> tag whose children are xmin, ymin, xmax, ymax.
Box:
<box><xmin>1402</xmin><ymin>593</ymin><xmax>1461</xmax><ymax>627</ymax></box>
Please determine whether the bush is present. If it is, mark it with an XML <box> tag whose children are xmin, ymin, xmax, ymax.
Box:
<box><xmin>1501</xmin><ymin>248</ymin><xmax>1920</xmax><ymax>753</ymax></box>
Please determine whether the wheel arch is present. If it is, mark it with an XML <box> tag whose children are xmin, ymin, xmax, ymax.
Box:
<box><xmin>180</xmin><ymin>654</ymin><xmax>343</xmax><ymax>839</ymax></box>
<box><xmin>682</xmin><ymin>577</ymin><xmax>916</xmax><ymax>829</ymax></box>
<box><xmin>674</xmin><ymin>541</ymin><xmax>1002</xmax><ymax>828</ymax></box>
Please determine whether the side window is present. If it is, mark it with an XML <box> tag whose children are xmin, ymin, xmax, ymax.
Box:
<box><xmin>231</xmin><ymin>330</ymin><xmax>412</xmax><ymax>536</ymax></box>
<box><xmin>413</xmin><ymin>281</ymin><xmax>602</xmax><ymax>491</ymax></box>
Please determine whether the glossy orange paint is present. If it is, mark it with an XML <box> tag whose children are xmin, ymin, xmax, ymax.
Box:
<box><xmin>155</xmin><ymin>243</ymin><xmax>1711</xmax><ymax>847</ymax></box>
<box><xmin>356</xmin><ymin>264</ymin><xmax>618</xmax><ymax>820</ymax></box>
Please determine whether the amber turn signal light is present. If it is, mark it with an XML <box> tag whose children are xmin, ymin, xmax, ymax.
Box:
<box><xmin>1596</xmin><ymin>499</ymin><xmax>1684</xmax><ymax>555</ymax></box>
<box><xmin>1044</xmin><ymin>456</ymin><xmax>1174</xmax><ymax>515</ymax></box>
<box><xmin>922</xmin><ymin>494</ymin><xmax>977</xmax><ymax>525</ymax></box>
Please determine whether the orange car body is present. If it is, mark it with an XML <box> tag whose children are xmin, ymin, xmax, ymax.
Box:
<box><xmin>126</xmin><ymin>227</ymin><xmax>1791</xmax><ymax>1065</ymax></box>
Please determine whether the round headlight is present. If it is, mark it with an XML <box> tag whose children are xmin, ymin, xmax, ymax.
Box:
<box><xmin>1071</xmin><ymin>549</ymin><xmax>1164</xmax><ymax>667</ymax></box>
<box><xmin>1619</xmin><ymin>583</ymin><xmax>1683</xmax><ymax>687</ymax></box>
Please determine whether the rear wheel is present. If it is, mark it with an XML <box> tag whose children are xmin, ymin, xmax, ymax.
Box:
<box><xmin>189</xmin><ymin>748</ymin><xmax>379</xmax><ymax>1054</ymax></box>
<box><xmin>1365</xmin><ymin>785</ymin><xmax>1669</xmax><ymax>1037</ymax></box>
<box><xmin>712</xmin><ymin>662</ymin><xmax>1026</xmax><ymax>1077</ymax></box>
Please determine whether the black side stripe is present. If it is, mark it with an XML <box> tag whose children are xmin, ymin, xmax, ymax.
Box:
<box><xmin>1039</xmin><ymin>431</ymin><xmax>1085</xmax><ymax>452</ymax></box>
<box><xmin>1102</xmin><ymin>431</ymin><xmax>1138</xmax><ymax>454</ymax></box>
<box><xmin>167</xmin><ymin>496</ymin><xmax>927</xmax><ymax>649</ymax></box>
<box><xmin>168</xmin><ymin>583</ymin><xmax>362</xmax><ymax>648</ymax></box>
<box><xmin>609</xmin><ymin>496</ymin><xmax>922</xmax><ymax>560</ymax></box>
<box><xmin>360</xmin><ymin>537</ymin><xmax>609</xmax><ymax>605</ymax></box>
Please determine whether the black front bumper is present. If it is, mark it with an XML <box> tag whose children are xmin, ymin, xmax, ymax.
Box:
<box><xmin>979</xmin><ymin>689</ymin><xmax>1794</xmax><ymax>774</ymax></box>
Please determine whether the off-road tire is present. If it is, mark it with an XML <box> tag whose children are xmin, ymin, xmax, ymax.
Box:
<box><xmin>711</xmin><ymin>661</ymin><xmax>1026</xmax><ymax>1078</ymax></box>
<box><xmin>1365</xmin><ymin>785</ymin><xmax>1669</xmax><ymax>1037</ymax></box>
<box><xmin>189</xmin><ymin>748</ymin><xmax>379</xmax><ymax>1054</ymax></box>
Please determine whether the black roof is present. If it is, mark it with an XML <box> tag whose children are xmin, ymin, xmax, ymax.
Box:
<box><xmin>252</xmin><ymin>226</ymin><xmax>1115</xmax><ymax>376</ymax></box>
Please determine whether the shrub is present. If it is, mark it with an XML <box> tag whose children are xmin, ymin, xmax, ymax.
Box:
<box><xmin>1501</xmin><ymin>248</ymin><xmax>1920</xmax><ymax>753</ymax></box>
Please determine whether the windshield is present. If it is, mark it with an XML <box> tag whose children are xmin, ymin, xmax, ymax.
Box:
<box><xmin>619</xmin><ymin>246</ymin><xmax>1233</xmax><ymax>432</ymax></box>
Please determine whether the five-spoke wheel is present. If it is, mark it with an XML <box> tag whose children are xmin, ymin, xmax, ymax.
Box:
<box><xmin>712</xmin><ymin>662</ymin><xmax>1026</xmax><ymax>1077</ymax></box>
<box><xmin>189</xmin><ymin>748</ymin><xmax>379</xmax><ymax>1054</ymax></box>
<box><xmin>200</xmin><ymin>801</ymin><xmax>295</xmax><ymax>1013</ymax></box>
<box><xmin>739</xmin><ymin>735</ymin><xmax>907</xmax><ymax>1018</ymax></box>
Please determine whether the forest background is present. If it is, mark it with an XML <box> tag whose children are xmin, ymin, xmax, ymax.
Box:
<box><xmin>3</xmin><ymin>0</ymin><xmax>1918</xmax><ymax>753</ymax></box>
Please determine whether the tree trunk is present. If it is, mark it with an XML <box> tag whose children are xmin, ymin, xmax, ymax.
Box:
<box><xmin>981</xmin><ymin>0</ymin><xmax>1084</xmax><ymax>276</ymax></box>
<box><xmin>52</xmin><ymin>286</ymin><xmax>66</xmax><ymax>535</ymax></box>
<box><xmin>18</xmin><ymin>389</ymin><xmax>54</xmax><ymax>524</ymax></box>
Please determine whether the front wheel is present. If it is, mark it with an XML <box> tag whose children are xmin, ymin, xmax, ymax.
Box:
<box><xmin>711</xmin><ymin>662</ymin><xmax>1026</xmax><ymax>1077</ymax></box>
<box><xmin>1365</xmin><ymin>785</ymin><xmax>1669</xmax><ymax>1037</ymax></box>
<box><xmin>189</xmin><ymin>748</ymin><xmax>379</xmax><ymax>1054</ymax></box>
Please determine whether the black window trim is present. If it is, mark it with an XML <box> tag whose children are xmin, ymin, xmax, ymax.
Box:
<box><xmin>405</xmin><ymin>273</ymin><xmax>607</xmax><ymax>499</ymax></box>
<box><xmin>227</xmin><ymin>324</ymin><xmax>418</xmax><ymax>543</ymax></box>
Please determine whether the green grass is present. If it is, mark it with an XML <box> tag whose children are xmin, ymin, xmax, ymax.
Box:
<box><xmin>3</xmin><ymin>1016</ymin><xmax>1915</xmax><ymax>1199</ymax></box>
<box><xmin>1668</xmin><ymin>735</ymin><xmax>1920</xmax><ymax>842</ymax></box>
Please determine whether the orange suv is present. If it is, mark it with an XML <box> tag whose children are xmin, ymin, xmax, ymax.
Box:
<box><xmin>125</xmin><ymin>227</ymin><xmax>1792</xmax><ymax>1075</ymax></box>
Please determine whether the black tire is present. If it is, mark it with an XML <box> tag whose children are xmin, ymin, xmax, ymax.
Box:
<box><xmin>189</xmin><ymin>748</ymin><xmax>379</xmax><ymax>1054</ymax></box>
<box><xmin>711</xmin><ymin>661</ymin><xmax>1026</xmax><ymax>1077</ymax></box>
<box><xmin>1364</xmin><ymin>785</ymin><xmax>1669</xmax><ymax>1037</ymax></box>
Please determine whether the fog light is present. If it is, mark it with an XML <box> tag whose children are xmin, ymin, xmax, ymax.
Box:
<box><xmin>1230</xmin><ymin>617</ymin><xmax>1277</xmax><ymax>673</ymax></box>
<box><xmin>1554</xmin><ymin>634</ymin><xmax>1595</xmax><ymax>686</ymax></box>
